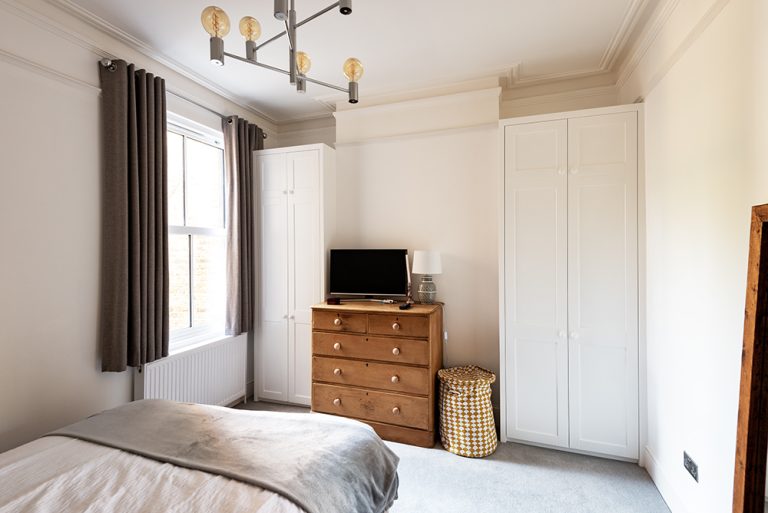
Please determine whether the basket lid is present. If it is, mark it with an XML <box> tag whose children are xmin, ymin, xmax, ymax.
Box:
<box><xmin>438</xmin><ymin>365</ymin><xmax>496</xmax><ymax>385</ymax></box>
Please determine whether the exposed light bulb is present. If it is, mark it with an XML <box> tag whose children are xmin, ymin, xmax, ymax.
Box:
<box><xmin>296</xmin><ymin>51</ymin><xmax>311</xmax><ymax>75</ymax></box>
<box><xmin>343</xmin><ymin>58</ymin><xmax>364</xmax><ymax>82</ymax></box>
<box><xmin>239</xmin><ymin>16</ymin><xmax>261</xmax><ymax>42</ymax></box>
<box><xmin>201</xmin><ymin>6</ymin><xmax>231</xmax><ymax>38</ymax></box>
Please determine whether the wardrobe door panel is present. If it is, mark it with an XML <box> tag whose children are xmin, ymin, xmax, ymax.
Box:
<box><xmin>504</xmin><ymin>121</ymin><xmax>569</xmax><ymax>447</ymax></box>
<box><xmin>288</xmin><ymin>150</ymin><xmax>321</xmax><ymax>405</ymax></box>
<box><xmin>257</xmin><ymin>153</ymin><xmax>289</xmax><ymax>402</ymax></box>
<box><xmin>567</xmin><ymin>112</ymin><xmax>638</xmax><ymax>459</ymax></box>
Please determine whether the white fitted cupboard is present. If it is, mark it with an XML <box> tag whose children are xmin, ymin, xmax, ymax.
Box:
<box><xmin>255</xmin><ymin>144</ymin><xmax>335</xmax><ymax>406</ymax></box>
<box><xmin>500</xmin><ymin>106</ymin><xmax>640</xmax><ymax>459</ymax></box>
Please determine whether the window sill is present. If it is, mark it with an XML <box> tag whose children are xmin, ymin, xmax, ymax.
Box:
<box><xmin>169</xmin><ymin>331</ymin><xmax>238</xmax><ymax>357</ymax></box>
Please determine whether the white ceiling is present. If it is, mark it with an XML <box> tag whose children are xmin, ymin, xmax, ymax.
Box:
<box><xmin>60</xmin><ymin>0</ymin><xmax>656</xmax><ymax>124</ymax></box>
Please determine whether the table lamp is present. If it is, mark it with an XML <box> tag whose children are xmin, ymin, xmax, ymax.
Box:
<box><xmin>412</xmin><ymin>250</ymin><xmax>442</xmax><ymax>304</ymax></box>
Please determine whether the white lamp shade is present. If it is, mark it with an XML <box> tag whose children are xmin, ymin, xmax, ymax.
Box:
<box><xmin>412</xmin><ymin>250</ymin><xmax>442</xmax><ymax>275</ymax></box>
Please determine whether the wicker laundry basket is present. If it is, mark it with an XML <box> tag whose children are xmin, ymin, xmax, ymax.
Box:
<box><xmin>438</xmin><ymin>366</ymin><xmax>498</xmax><ymax>457</ymax></box>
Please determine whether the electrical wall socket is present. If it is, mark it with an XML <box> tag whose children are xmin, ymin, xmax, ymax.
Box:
<box><xmin>684</xmin><ymin>451</ymin><xmax>699</xmax><ymax>482</ymax></box>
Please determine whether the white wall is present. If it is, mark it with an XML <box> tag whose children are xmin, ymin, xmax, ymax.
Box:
<box><xmin>618</xmin><ymin>0</ymin><xmax>767</xmax><ymax>510</ymax></box>
<box><xmin>333</xmin><ymin>89</ymin><xmax>502</xmax><ymax>398</ymax></box>
<box><xmin>0</xmin><ymin>0</ymin><xmax>269</xmax><ymax>452</ymax></box>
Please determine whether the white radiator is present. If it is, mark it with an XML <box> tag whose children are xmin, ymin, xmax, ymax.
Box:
<box><xmin>134</xmin><ymin>334</ymin><xmax>247</xmax><ymax>406</ymax></box>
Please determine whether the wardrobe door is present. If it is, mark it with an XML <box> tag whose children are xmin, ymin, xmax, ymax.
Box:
<box><xmin>257</xmin><ymin>153</ymin><xmax>290</xmax><ymax>402</ymax></box>
<box><xmin>567</xmin><ymin>112</ymin><xmax>638</xmax><ymax>459</ymax></box>
<box><xmin>504</xmin><ymin>120</ymin><xmax>569</xmax><ymax>447</ymax></box>
<box><xmin>287</xmin><ymin>150</ymin><xmax>321</xmax><ymax>405</ymax></box>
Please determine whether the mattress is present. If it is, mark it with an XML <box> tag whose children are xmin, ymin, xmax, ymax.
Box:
<box><xmin>0</xmin><ymin>435</ymin><xmax>305</xmax><ymax>513</ymax></box>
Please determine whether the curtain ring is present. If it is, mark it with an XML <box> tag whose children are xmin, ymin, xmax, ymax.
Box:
<box><xmin>100</xmin><ymin>58</ymin><xmax>116</xmax><ymax>72</ymax></box>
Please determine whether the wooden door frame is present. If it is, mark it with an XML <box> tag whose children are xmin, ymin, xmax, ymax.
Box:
<box><xmin>734</xmin><ymin>204</ymin><xmax>768</xmax><ymax>513</ymax></box>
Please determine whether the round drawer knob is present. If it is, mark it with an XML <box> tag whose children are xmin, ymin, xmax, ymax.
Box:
<box><xmin>391</xmin><ymin>375</ymin><xmax>400</xmax><ymax>384</ymax></box>
<box><xmin>333</xmin><ymin>398</ymin><xmax>341</xmax><ymax>407</ymax></box>
<box><xmin>333</xmin><ymin>342</ymin><xmax>341</xmax><ymax>351</ymax></box>
<box><xmin>392</xmin><ymin>407</ymin><xmax>400</xmax><ymax>415</ymax></box>
<box><xmin>392</xmin><ymin>322</ymin><xmax>400</xmax><ymax>331</ymax></box>
<box><xmin>333</xmin><ymin>318</ymin><xmax>342</xmax><ymax>326</ymax></box>
<box><xmin>333</xmin><ymin>368</ymin><xmax>342</xmax><ymax>376</ymax></box>
<box><xmin>392</xmin><ymin>347</ymin><xmax>401</xmax><ymax>356</ymax></box>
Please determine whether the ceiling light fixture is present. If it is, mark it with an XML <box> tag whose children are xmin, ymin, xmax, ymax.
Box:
<box><xmin>200</xmin><ymin>1</ymin><xmax>363</xmax><ymax>104</ymax></box>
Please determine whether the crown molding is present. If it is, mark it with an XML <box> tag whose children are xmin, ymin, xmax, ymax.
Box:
<box><xmin>46</xmin><ymin>0</ymin><xmax>283</xmax><ymax>126</ymax></box>
<box><xmin>615</xmin><ymin>0</ymin><xmax>681</xmax><ymax>88</ymax></box>
<box><xmin>615</xmin><ymin>0</ymin><xmax>732</xmax><ymax>98</ymax></box>
<box><xmin>0</xmin><ymin>0</ymin><xmax>109</xmax><ymax>59</ymax></box>
<box><xmin>29</xmin><ymin>0</ymin><xmax>662</xmax><ymax>125</ymax></box>
<box><xmin>599</xmin><ymin>0</ymin><xmax>650</xmax><ymax>71</ymax></box>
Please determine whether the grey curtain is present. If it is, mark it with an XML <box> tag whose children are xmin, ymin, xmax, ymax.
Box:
<box><xmin>99</xmin><ymin>59</ymin><xmax>169</xmax><ymax>372</ymax></box>
<box><xmin>223</xmin><ymin>116</ymin><xmax>263</xmax><ymax>336</ymax></box>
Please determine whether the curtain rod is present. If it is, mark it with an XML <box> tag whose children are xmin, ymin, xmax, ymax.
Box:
<box><xmin>99</xmin><ymin>58</ymin><xmax>268</xmax><ymax>139</ymax></box>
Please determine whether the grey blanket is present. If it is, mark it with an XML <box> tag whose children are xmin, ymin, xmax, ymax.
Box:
<box><xmin>47</xmin><ymin>399</ymin><xmax>399</xmax><ymax>513</ymax></box>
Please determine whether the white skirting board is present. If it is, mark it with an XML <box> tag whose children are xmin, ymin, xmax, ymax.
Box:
<box><xmin>643</xmin><ymin>446</ymin><xmax>689</xmax><ymax>513</ymax></box>
<box><xmin>134</xmin><ymin>335</ymin><xmax>247</xmax><ymax>406</ymax></box>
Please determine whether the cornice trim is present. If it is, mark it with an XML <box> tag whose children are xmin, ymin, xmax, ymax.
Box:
<box><xmin>599</xmin><ymin>0</ymin><xmax>650</xmax><ymax>71</ymax></box>
<box><xmin>47</xmin><ymin>0</ymin><xmax>281</xmax><ymax>126</ymax></box>
<box><xmin>616</xmin><ymin>0</ymin><xmax>681</xmax><ymax>88</ymax></box>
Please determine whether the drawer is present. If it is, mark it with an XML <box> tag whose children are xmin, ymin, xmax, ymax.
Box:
<box><xmin>313</xmin><ymin>332</ymin><xmax>430</xmax><ymax>365</ymax></box>
<box><xmin>312</xmin><ymin>383</ymin><xmax>430</xmax><ymax>430</ymax></box>
<box><xmin>313</xmin><ymin>356</ymin><xmax>429</xmax><ymax>395</ymax></box>
<box><xmin>368</xmin><ymin>314</ymin><xmax>429</xmax><ymax>338</ymax></box>
<box><xmin>313</xmin><ymin>311</ymin><xmax>367</xmax><ymax>333</ymax></box>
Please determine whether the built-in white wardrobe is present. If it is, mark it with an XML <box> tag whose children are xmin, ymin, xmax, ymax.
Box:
<box><xmin>499</xmin><ymin>105</ymin><xmax>640</xmax><ymax>460</ymax></box>
<box><xmin>254</xmin><ymin>144</ymin><xmax>335</xmax><ymax>406</ymax></box>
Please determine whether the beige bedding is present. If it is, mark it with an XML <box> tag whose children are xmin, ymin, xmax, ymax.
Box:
<box><xmin>0</xmin><ymin>435</ymin><xmax>305</xmax><ymax>513</ymax></box>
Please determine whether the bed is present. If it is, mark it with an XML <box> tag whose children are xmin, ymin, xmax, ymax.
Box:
<box><xmin>0</xmin><ymin>400</ymin><xmax>399</xmax><ymax>513</ymax></box>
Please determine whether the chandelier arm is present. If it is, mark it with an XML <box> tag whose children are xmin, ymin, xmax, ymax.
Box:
<box><xmin>295</xmin><ymin>2</ymin><xmax>340</xmax><ymax>29</ymax></box>
<box><xmin>303</xmin><ymin>75</ymin><xmax>349</xmax><ymax>93</ymax></box>
<box><xmin>255</xmin><ymin>2</ymin><xmax>341</xmax><ymax>51</ymax></box>
<box><xmin>256</xmin><ymin>30</ymin><xmax>288</xmax><ymax>51</ymax></box>
<box><xmin>225</xmin><ymin>51</ymin><xmax>349</xmax><ymax>93</ymax></box>
<box><xmin>224</xmin><ymin>52</ymin><xmax>291</xmax><ymax>76</ymax></box>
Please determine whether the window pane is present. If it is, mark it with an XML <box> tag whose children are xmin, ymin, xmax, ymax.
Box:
<box><xmin>169</xmin><ymin>234</ymin><xmax>191</xmax><ymax>331</ymax></box>
<box><xmin>185</xmin><ymin>139</ymin><xmax>224</xmax><ymax>228</ymax></box>
<box><xmin>192</xmin><ymin>234</ymin><xmax>226</xmax><ymax>328</ymax></box>
<box><xmin>167</xmin><ymin>132</ymin><xmax>184</xmax><ymax>226</ymax></box>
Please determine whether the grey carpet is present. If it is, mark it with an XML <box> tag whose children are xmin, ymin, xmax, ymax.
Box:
<box><xmin>235</xmin><ymin>401</ymin><xmax>670</xmax><ymax>513</ymax></box>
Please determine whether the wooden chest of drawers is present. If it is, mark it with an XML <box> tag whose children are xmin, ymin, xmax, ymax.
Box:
<box><xmin>311</xmin><ymin>303</ymin><xmax>443</xmax><ymax>447</ymax></box>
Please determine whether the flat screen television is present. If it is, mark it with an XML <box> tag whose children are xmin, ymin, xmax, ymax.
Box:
<box><xmin>329</xmin><ymin>249</ymin><xmax>409</xmax><ymax>297</ymax></box>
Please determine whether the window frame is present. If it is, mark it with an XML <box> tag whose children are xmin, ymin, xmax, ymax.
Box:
<box><xmin>167</xmin><ymin>117</ymin><xmax>227</xmax><ymax>352</ymax></box>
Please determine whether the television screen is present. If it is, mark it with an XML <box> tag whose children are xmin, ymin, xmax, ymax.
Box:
<box><xmin>329</xmin><ymin>249</ymin><xmax>409</xmax><ymax>297</ymax></box>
